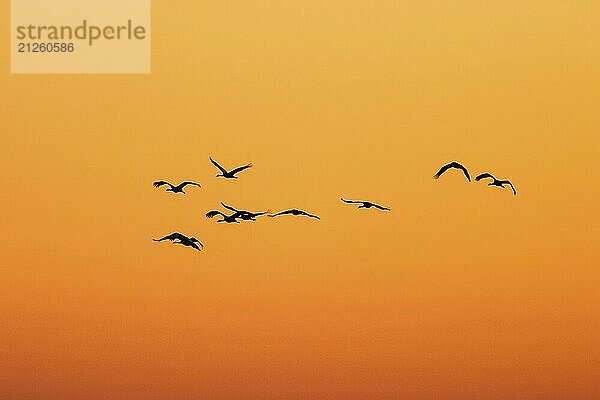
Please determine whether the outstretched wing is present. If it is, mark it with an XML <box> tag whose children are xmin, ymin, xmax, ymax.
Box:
<box><xmin>269</xmin><ymin>210</ymin><xmax>293</xmax><ymax>217</ymax></box>
<box><xmin>373</xmin><ymin>203</ymin><xmax>390</xmax><ymax>211</ymax></box>
<box><xmin>190</xmin><ymin>242</ymin><xmax>202</xmax><ymax>251</ymax></box>
<box><xmin>206</xmin><ymin>210</ymin><xmax>223</xmax><ymax>219</ymax></box>
<box><xmin>341</xmin><ymin>198</ymin><xmax>362</xmax><ymax>204</ymax></box>
<box><xmin>500</xmin><ymin>180</ymin><xmax>517</xmax><ymax>195</ymax></box>
<box><xmin>153</xmin><ymin>181</ymin><xmax>172</xmax><ymax>188</ymax></box>
<box><xmin>475</xmin><ymin>173</ymin><xmax>495</xmax><ymax>181</ymax></box>
<box><xmin>434</xmin><ymin>161</ymin><xmax>470</xmax><ymax>181</ymax></box>
<box><xmin>460</xmin><ymin>164</ymin><xmax>471</xmax><ymax>182</ymax></box>
<box><xmin>230</xmin><ymin>163</ymin><xmax>253</xmax><ymax>175</ymax></box>
<box><xmin>221</xmin><ymin>202</ymin><xmax>239</xmax><ymax>212</ymax></box>
<box><xmin>433</xmin><ymin>163</ymin><xmax>451</xmax><ymax>179</ymax></box>
<box><xmin>303</xmin><ymin>211</ymin><xmax>321</xmax><ymax>219</ymax></box>
<box><xmin>508</xmin><ymin>182</ymin><xmax>517</xmax><ymax>195</ymax></box>
<box><xmin>209</xmin><ymin>157</ymin><xmax>228</xmax><ymax>174</ymax></box>
<box><xmin>180</xmin><ymin>181</ymin><xmax>201</xmax><ymax>188</ymax></box>
<box><xmin>153</xmin><ymin>232</ymin><xmax>186</xmax><ymax>242</ymax></box>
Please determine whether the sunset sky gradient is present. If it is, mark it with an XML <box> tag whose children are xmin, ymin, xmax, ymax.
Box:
<box><xmin>1</xmin><ymin>1</ymin><xmax>599</xmax><ymax>399</ymax></box>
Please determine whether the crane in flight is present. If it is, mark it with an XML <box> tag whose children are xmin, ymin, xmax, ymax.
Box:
<box><xmin>153</xmin><ymin>180</ymin><xmax>201</xmax><ymax>194</ymax></box>
<box><xmin>209</xmin><ymin>157</ymin><xmax>253</xmax><ymax>179</ymax></box>
<box><xmin>153</xmin><ymin>232</ymin><xmax>203</xmax><ymax>251</ymax></box>
<box><xmin>475</xmin><ymin>173</ymin><xmax>517</xmax><ymax>195</ymax></box>
<box><xmin>433</xmin><ymin>161</ymin><xmax>471</xmax><ymax>182</ymax></box>
<box><xmin>341</xmin><ymin>198</ymin><xmax>390</xmax><ymax>211</ymax></box>
<box><xmin>269</xmin><ymin>209</ymin><xmax>320</xmax><ymax>220</ymax></box>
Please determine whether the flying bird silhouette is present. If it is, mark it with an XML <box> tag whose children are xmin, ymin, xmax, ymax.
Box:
<box><xmin>206</xmin><ymin>210</ymin><xmax>241</xmax><ymax>223</ymax></box>
<box><xmin>433</xmin><ymin>161</ymin><xmax>471</xmax><ymax>182</ymax></box>
<box><xmin>209</xmin><ymin>157</ymin><xmax>253</xmax><ymax>179</ymax></box>
<box><xmin>153</xmin><ymin>180</ymin><xmax>201</xmax><ymax>193</ymax></box>
<box><xmin>153</xmin><ymin>181</ymin><xmax>201</xmax><ymax>194</ymax></box>
<box><xmin>221</xmin><ymin>202</ymin><xmax>268</xmax><ymax>221</ymax></box>
<box><xmin>341</xmin><ymin>198</ymin><xmax>390</xmax><ymax>211</ymax></box>
<box><xmin>475</xmin><ymin>173</ymin><xmax>517</xmax><ymax>195</ymax></box>
<box><xmin>153</xmin><ymin>232</ymin><xmax>203</xmax><ymax>251</ymax></box>
<box><xmin>269</xmin><ymin>209</ymin><xmax>320</xmax><ymax>220</ymax></box>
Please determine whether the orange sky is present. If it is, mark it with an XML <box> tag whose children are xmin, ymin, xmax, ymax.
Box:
<box><xmin>1</xmin><ymin>1</ymin><xmax>599</xmax><ymax>399</ymax></box>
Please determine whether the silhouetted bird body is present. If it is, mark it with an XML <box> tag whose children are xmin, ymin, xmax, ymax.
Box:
<box><xmin>209</xmin><ymin>157</ymin><xmax>252</xmax><ymax>179</ymax></box>
<box><xmin>269</xmin><ymin>209</ymin><xmax>320</xmax><ymax>220</ymax></box>
<box><xmin>341</xmin><ymin>198</ymin><xmax>390</xmax><ymax>211</ymax></box>
<box><xmin>206</xmin><ymin>210</ymin><xmax>240</xmax><ymax>223</ymax></box>
<box><xmin>221</xmin><ymin>202</ymin><xmax>267</xmax><ymax>221</ymax></box>
<box><xmin>153</xmin><ymin>181</ymin><xmax>201</xmax><ymax>193</ymax></box>
<box><xmin>475</xmin><ymin>173</ymin><xmax>517</xmax><ymax>195</ymax></box>
<box><xmin>153</xmin><ymin>232</ymin><xmax>203</xmax><ymax>251</ymax></box>
<box><xmin>434</xmin><ymin>161</ymin><xmax>471</xmax><ymax>182</ymax></box>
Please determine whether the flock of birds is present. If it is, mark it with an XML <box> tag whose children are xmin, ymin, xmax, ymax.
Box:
<box><xmin>153</xmin><ymin>159</ymin><xmax>516</xmax><ymax>252</ymax></box>
<box><xmin>433</xmin><ymin>161</ymin><xmax>517</xmax><ymax>195</ymax></box>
